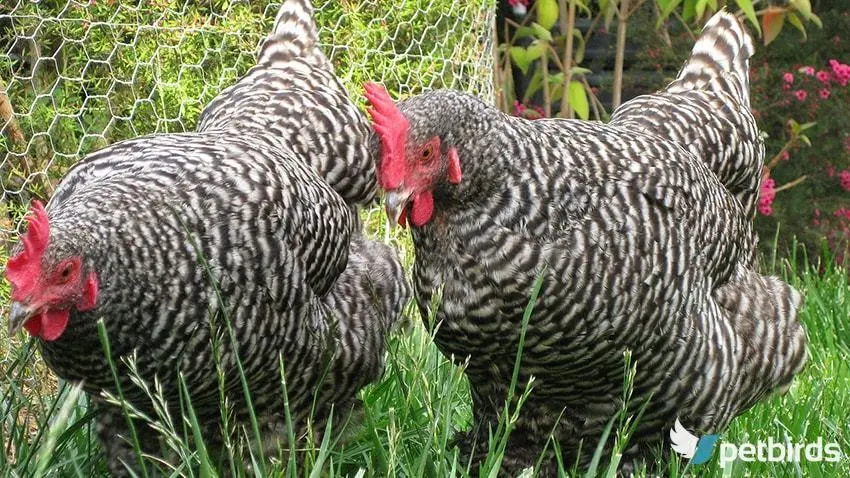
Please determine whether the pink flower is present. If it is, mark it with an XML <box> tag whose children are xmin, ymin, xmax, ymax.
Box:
<box><xmin>816</xmin><ymin>70</ymin><xmax>830</xmax><ymax>84</ymax></box>
<box><xmin>794</xmin><ymin>89</ymin><xmax>807</xmax><ymax>101</ymax></box>
<box><xmin>761</xmin><ymin>177</ymin><xmax>777</xmax><ymax>202</ymax></box>
<box><xmin>830</xmin><ymin>59</ymin><xmax>850</xmax><ymax>86</ymax></box>
<box><xmin>512</xmin><ymin>100</ymin><xmax>526</xmax><ymax>117</ymax></box>
<box><xmin>820</xmin><ymin>88</ymin><xmax>831</xmax><ymax>99</ymax></box>
<box><xmin>840</xmin><ymin>170</ymin><xmax>850</xmax><ymax>192</ymax></box>
<box><xmin>802</xmin><ymin>66</ymin><xmax>815</xmax><ymax>76</ymax></box>
<box><xmin>783</xmin><ymin>83</ymin><xmax>792</xmax><ymax>91</ymax></box>
<box><xmin>758</xmin><ymin>176</ymin><xmax>777</xmax><ymax>216</ymax></box>
<box><xmin>508</xmin><ymin>0</ymin><xmax>529</xmax><ymax>15</ymax></box>
<box><xmin>782</xmin><ymin>72</ymin><xmax>794</xmax><ymax>83</ymax></box>
<box><xmin>781</xmin><ymin>150</ymin><xmax>790</xmax><ymax>161</ymax></box>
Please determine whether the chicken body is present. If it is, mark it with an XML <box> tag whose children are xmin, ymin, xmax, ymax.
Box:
<box><xmin>367</xmin><ymin>12</ymin><xmax>806</xmax><ymax>474</ymax></box>
<box><xmin>5</xmin><ymin>1</ymin><xmax>409</xmax><ymax>475</ymax></box>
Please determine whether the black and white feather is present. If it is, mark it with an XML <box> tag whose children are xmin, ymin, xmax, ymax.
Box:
<box><xmin>198</xmin><ymin>0</ymin><xmax>377</xmax><ymax>207</ymax></box>
<box><xmin>384</xmin><ymin>11</ymin><xmax>806</xmax><ymax>475</ymax></box>
<box><xmin>24</xmin><ymin>0</ymin><xmax>408</xmax><ymax>475</ymax></box>
<box><xmin>611</xmin><ymin>12</ymin><xmax>763</xmax><ymax>218</ymax></box>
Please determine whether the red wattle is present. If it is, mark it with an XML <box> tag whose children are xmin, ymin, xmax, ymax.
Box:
<box><xmin>39</xmin><ymin>309</ymin><xmax>70</xmax><ymax>341</ymax></box>
<box><xmin>411</xmin><ymin>191</ymin><xmax>434</xmax><ymax>227</ymax></box>
<box><xmin>23</xmin><ymin>314</ymin><xmax>42</xmax><ymax>337</ymax></box>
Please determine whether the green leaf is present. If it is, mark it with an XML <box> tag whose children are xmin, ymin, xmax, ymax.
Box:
<box><xmin>537</xmin><ymin>0</ymin><xmax>559</xmax><ymax>30</ymax></box>
<box><xmin>568</xmin><ymin>81</ymin><xmax>589</xmax><ymax>120</ymax></box>
<box><xmin>656</xmin><ymin>0</ymin><xmax>683</xmax><ymax>28</ymax></box>
<box><xmin>513</xmin><ymin>25</ymin><xmax>537</xmax><ymax>40</ymax></box>
<box><xmin>656</xmin><ymin>0</ymin><xmax>674</xmax><ymax>8</ymax></box>
<box><xmin>548</xmin><ymin>73</ymin><xmax>566</xmax><ymax>103</ymax></box>
<box><xmin>682</xmin><ymin>0</ymin><xmax>696</xmax><ymax>22</ymax></box>
<box><xmin>531</xmin><ymin>22</ymin><xmax>553</xmax><ymax>42</ymax></box>
<box><xmin>509</xmin><ymin>43</ymin><xmax>544</xmax><ymax>75</ymax></box>
<box><xmin>523</xmin><ymin>68</ymin><xmax>544</xmax><ymax>102</ymax></box>
<box><xmin>551</xmin><ymin>83</ymin><xmax>564</xmax><ymax>104</ymax></box>
<box><xmin>809</xmin><ymin>12</ymin><xmax>823</xmax><ymax>28</ymax></box>
<box><xmin>735</xmin><ymin>0</ymin><xmax>761</xmax><ymax>36</ymax></box>
<box><xmin>790</xmin><ymin>0</ymin><xmax>812</xmax><ymax>21</ymax></box>
<box><xmin>786</xmin><ymin>12</ymin><xmax>807</xmax><ymax>40</ymax></box>
<box><xmin>573</xmin><ymin>30</ymin><xmax>586</xmax><ymax>64</ymax></box>
<box><xmin>787</xmin><ymin>118</ymin><xmax>800</xmax><ymax>134</ymax></box>
<box><xmin>695</xmin><ymin>0</ymin><xmax>709</xmax><ymax>19</ymax></box>
<box><xmin>762</xmin><ymin>8</ymin><xmax>785</xmax><ymax>45</ymax></box>
<box><xmin>602</xmin><ymin>0</ymin><xmax>618</xmax><ymax>30</ymax></box>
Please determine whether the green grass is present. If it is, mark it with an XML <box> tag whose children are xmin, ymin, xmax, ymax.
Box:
<box><xmin>1</xmin><ymin>212</ymin><xmax>849</xmax><ymax>477</ymax></box>
<box><xmin>1</xmin><ymin>2</ymin><xmax>848</xmax><ymax>475</ymax></box>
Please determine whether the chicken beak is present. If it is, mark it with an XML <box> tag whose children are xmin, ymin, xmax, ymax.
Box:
<box><xmin>8</xmin><ymin>301</ymin><xmax>36</xmax><ymax>336</ymax></box>
<box><xmin>385</xmin><ymin>190</ymin><xmax>411</xmax><ymax>228</ymax></box>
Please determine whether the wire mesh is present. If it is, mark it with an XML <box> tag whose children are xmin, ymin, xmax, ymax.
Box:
<box><xmin>0</xmin><ymin>0</ymin><xmax>496</xmax><ymax>240</ymax></box>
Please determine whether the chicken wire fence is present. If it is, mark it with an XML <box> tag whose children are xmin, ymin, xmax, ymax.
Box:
<box><xmin>0</xmin><ymin>0</ymin><xmax>496</xmax><ymax>243</ymax></box>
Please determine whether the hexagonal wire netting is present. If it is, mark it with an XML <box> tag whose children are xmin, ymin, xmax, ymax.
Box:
<box><xmin>0</xmin><ymin>0</ymin><xmax>496</xmax><ymax>241</ymax></box>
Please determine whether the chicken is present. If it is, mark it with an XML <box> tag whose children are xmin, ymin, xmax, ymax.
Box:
<box><xmin>365</xmin><ymin>11</ymin><xmax>806</xmax><ymax>475</ymax></box>
<box><xmin>610</xmin><ymin>12</ymin><xmax>763</xmax><ymax>219</ymax></box>
<box><xmin>4</xmin><ymin>0</ymin><xmax>409</xmax><ymax>475</ymax></box>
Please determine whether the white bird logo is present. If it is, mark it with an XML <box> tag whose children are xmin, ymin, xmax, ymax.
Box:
<box><xmin>669</xmin><ymin>418</ymin><xmax>699</xmax><ymax>458</ymax></box>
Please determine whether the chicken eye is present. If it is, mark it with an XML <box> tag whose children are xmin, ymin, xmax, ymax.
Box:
<box><xmin>60</xmin><ymin>264</ymin><xmax>73</xmax><ymax>281</ymax></box>
<box><xmin>420</xmin><ymin>145</ymin><xmax>433</xmax><ymax>161</ymax></box>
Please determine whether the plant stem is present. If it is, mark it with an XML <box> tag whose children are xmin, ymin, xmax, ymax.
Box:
<box><xmin>765</xmin><ymin>138</ymin><xmax>798</xmax><ymax>171</ymax></box>
<box><xmin>493</xmin><ymin>18</ymin><xmax>505</xmax><ymax>111</ymax></box>
<box><xmin>503</xmin><ymin>18</ymin><xmax>514</xmax><ymax>112</ymax></box>
<box><xmin>559</xmin><ymin>0</ymin><xmax>577</xmax><ymax>118</ymax></box>
<box><xmin>774</xmin><ymin>175</ymin><xmax>808</xmax><ymax>193</ymax></box>
<box><xmin>0</xmin><ymin>79</ymin><xmax>27</xmax><ymax>150</ymax></box>
<box><xmin>612</xmin><ymin>0</ymin><xmax>630</xmax><ymax>109</ymax></box>
<box><xmin>541</xmin><ymin>46</ymin><xmax>551</xmax><ymax>117</ymax></box>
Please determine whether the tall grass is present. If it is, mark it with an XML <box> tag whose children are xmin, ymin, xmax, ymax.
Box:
<box><xmin>1</xmin><ymin>217</ymin><xmax>849</xmax><ymax>476</ymax></box>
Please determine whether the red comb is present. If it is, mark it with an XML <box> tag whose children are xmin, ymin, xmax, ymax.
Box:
<box><xmin>364</xmin><ymin>82</ymin><xmax>409</xmax><ymax>190</ymax></box>
<box><xmin>6</xmin><ymin>200</ymin><xmax>50</xmax><ymax>301</ymax></box>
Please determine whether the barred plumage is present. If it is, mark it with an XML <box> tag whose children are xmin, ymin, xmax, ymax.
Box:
<box><xmin>611</xmin><ymin>11</ymin><xmax>763</xmax><ymax>218</ymax></box>
<box><xmin>5</xmin><ymin>0</ymin><xmax>408</xmax><ymax>475</ymax></box>
<box><xmin>367</xmin><ymin>11</ymin><xmax>806</xmax><ymax>475</ymax></box>
<box><xmin>198</xmin><ymin>0</ymin><xmax>377</xmax><ymax>207</ymax></box>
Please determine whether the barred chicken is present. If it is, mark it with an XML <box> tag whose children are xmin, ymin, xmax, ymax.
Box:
<box><xmin>5</xmin><ymin>0</ymin><xmax>409</xmax><ymax>475</ymax></box>
<box><xmin>366</xmin><ymin>11</ymin><xmax>806</xmax><ymax>475</ymax></box>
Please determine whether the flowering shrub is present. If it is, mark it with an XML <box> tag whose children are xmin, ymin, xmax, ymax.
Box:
<box><xmin>757</xmin><ymin>56</ymin><xmax>850</xmax><ymax>263</ymax></box>
<box><xmin>778</xmin><ymin>59</ymin><xmax>850</xmax><ymax>113</ymax></box>
<box><xmin>741</xmin><ymin>2</ymin><xmax>850</xmax><ymax>266</ymax></box>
